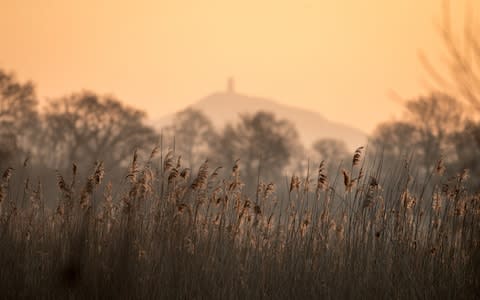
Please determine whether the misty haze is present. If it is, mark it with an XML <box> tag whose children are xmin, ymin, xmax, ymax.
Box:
<box><xmin>0</xmin><ymin>1</ymin><xmax>479</xmax><ymax>299</ymax></box>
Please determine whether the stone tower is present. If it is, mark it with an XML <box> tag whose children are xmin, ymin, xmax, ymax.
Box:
<box><xmin>227</xmin><ymin>77</ymin><xmax>235</xmax><ymax>93</ymax></box>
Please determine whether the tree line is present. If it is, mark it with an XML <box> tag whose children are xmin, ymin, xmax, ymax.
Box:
<box><xmin>1</xmin><ymin>65</ymin><xmax>479</xmax><ymax>194</ymax></box>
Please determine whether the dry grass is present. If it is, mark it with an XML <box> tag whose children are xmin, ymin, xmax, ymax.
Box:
<box><xmin>0</xmin><ymin>148</ymin><xmax>478</xmax><ymax>299</ymax></box>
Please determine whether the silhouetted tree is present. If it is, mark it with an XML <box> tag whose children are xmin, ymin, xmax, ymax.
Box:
<box><xmin>0</xmin><ymin>69</ymin><xmax>38</xmax><ymax>167</ymax></box>
<box><xmin>418</xmin><ymin>2</ymin><xmax>480</xmax><ymax>185</ymax></box>
<box><xmin>40</xmin><ymin>91</ymin><xmax>158</xmax><ymax>171</ymax></box>
<box><xmin>420</xmin><ymin>1</ymin><xmax>480</xmax><ymax>113</ymax></box>
<box><xmin>313</xmin><ymin>138</ymin><xmax>348</xmax><ymax>162</ymax></box>
<box><xmin>407</xmin><ymin>93</ymin><xmax>464</xmax><ymax>164</ymax></box>
<box><xmin>212</xmin><ymin>111</ymin><xmax>300</xmax><ymax>188</ymax></box>
<box><xmin>451</xmin><ymin>121</ymin><xmax>480</xmax><ymax>188</ymax></box>
<box><xmin>371</xmin><ymin>93</ymin><xmax>464</xmax><ymax>173</ymax></box>
<box><xmin>163</xmin><ymin>108</ymin><xmax>217</xmax><ymax>169</ymax></box>
<box><xmin>371</xmin><ymin>121</ymin><xmax>419</xmax><ymax>162</ymax></box>
<box><xmin>311</xmin><ymin>138</ymin><xmax>349</xmax><ymax>176</ymax></box>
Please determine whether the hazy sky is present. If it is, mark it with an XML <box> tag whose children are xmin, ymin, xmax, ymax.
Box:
<box><xmin>0</xmin><ymin>0</ymin><xmax>474</xmax><ymax>133</ymax></box>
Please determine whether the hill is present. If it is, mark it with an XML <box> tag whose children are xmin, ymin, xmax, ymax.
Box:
<box><xmin>156</xmin><ymin>84</ymin><xmax>366</xmax><ymax>150</ymax></box>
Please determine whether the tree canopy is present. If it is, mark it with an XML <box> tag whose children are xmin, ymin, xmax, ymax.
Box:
<box><xmin>40</xmin><ymin>91</ymin><xmax>158</xmax><ymax>171</ymax></box>
<box><xmin>0</xmin><ymin>69</ymin><xmax>38</xmax><ymax>167</ymax></box>
<box><xmin>211</xmin><ymin>111</ymin><xmax>300</xmax><ymax>188</ymax></box>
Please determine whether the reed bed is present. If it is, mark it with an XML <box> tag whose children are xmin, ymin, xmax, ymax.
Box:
<box><xmin>0</xmin><ymin>148</ymin><xmax>478</xmax><ymax>299</ymax></box>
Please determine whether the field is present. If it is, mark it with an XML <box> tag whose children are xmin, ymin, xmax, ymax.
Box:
<box><xmin>0</xmin><ymin>148</ymin><xmax>478</xmax><ymax>299</ymax></box>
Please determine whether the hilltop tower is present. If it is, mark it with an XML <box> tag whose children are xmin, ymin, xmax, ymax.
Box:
<box><xmin>227</xmin><ymin>77</ymin><xmax>235</xmax><ymax>94</ymax></box>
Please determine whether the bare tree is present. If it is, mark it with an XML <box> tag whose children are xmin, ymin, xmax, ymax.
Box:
<box><xmin>371</xmin><ymin>93</ymin><xmax>464</xmax><ymax>173</ymax></box>
<box><xmin>371</xmin><ymin>121</ymin><xmax>419</xmax><ymax>162</ymax></box>
<box><xmin>406</xmin><ymin>93</ymin><xmax>464</xmax><ymax>160</ymax></box>
<box><xmin>312</xmin><ymin>138</ymin><xmax>349</xmax><ymax>162</ymax></box>
<box><xmin>0</xmin><ymin>69</ymin><xmax>38</xmax><ymax>167</ymax></box>
<box><xmin>420</xmin><ymin>0</ymin><xmax>480</xmax><ymax>113</ymax></box>
<box><xmin>163</xmin><ymin>108</ymin><xmax>217</xmax><ymax>169</ymax></box>
<box><xmin>416</xmin><ymin>1</ymin><xmax>480</xmax><ymax>182</ymax></box>
<box><xmin>40</xmin><ymin>91</ymin><xmax>158</xmax><ymax>171</ymax></box>
<box><xmin>212</xmin><ymin>111</ymin><xmax>300</xmax><ymax>188</ymax></box>
<box><xmin>311</xmin><ymin>138</ymin><xmax>349</xmax><ymax>175</ymax></box>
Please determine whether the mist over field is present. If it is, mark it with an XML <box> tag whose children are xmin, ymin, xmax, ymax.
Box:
<box><xmin>0</xmin><ymin>0</ymin><xmax>479</xmax><ymax>299</ymax></box>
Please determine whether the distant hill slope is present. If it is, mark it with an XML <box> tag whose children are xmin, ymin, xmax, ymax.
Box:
<box><xmin>155</xmin><ymin>90</ymin><xmax>366</xmax><ymax>150</ymax></box>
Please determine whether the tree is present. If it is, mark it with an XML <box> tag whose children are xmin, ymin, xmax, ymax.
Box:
<box><xmin>371</xmin><ymin>121</ymin><xmax>419</xmax><ymax>163</ymax></box>
<box><xmin>311</xmin><ymin>138</ymin><xmax>349</xmax><ymax>176</ymax></box>
<box><xmin>370</xmin><ymin>93</ymin><xmax>464</xmax><ymax>173</ymax></box>
<box><xmin>417</xmin><ymin>1</ymin><xmax>480</xmax><ymax>184</ymax></box>
<box><xmin>420</xmin><ymin>0</ymin><xmax>480</xmax><ymax>113</ymax></box>
<box><xmin>406</xmin><ymin>93</ymin><xmax>464</xmax><ymax>165</ymax></box>
<box><xmin>211</xmin><ymin>111</ymin><xmax>300</xmax><ymax>188</ymax></box>
<box><xmin>40</xmin><ymin>91</ymin><xmax>158</xmax><ymax>171</ymax></box>
<box><xmin>0</xmin><ymin>69</ymin><xmax>38</xmax><ymax>167</ymax></box>
<box><xmin>163</xmin><ymin>108</ymin><xmax>217</xmax><ymax>169</ymax></box>
<box><xmin>312</xmin><ymin>138</ymin><xmax>349</xmax><ymax>162</ymax></box>
<box><xmin>451</xmin><ymin>121</ymin><xmax>480</xmax><ymax>188</ymax></box>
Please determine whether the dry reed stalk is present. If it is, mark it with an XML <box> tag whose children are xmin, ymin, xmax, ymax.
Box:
<box><xmin>163</xmin><ymin>150</ymin><xmax>174</xmax><ymax>173</ymax></box>
<box><xmin>316</xmin><ymin>161</ymin><xmax>328</xmax><ymax>194</ymax></box>
<box><xmin>264</xmin><ymin>182</ymin><xmax>275</xmax><ymax>199</ymax></box>
<box><xmin>363</xmin><ymin>177</ymin><xmax>380</xmax><ymax>209</ymax></box>
<box><xmin>168</xmin><ymin>167</ymin><xmax>179</xmax><ymax>187</ymax></box>
<box><xmin>180</xmin><ymin>168</ymin><xmax>191</xmax><ymax>180</ymax></box>
<box><xmin>127</xmin><ymin>149</ymin><xmax>139</xmax><ymax>183</ymax></box>
<box><xmin>0</xmin><ymin>167</ymin><xmax>14</xmax><ymax>213</ymax></box>
<box><xmin>138</xmin><ymin>167</ymin><xmax>154</xmax><ymax>199</ymax></box>
<box><xmin>191</xmin><ymin>160</ymin><xmax>209</xmax><ymax>191</ymax></box>
<box><xmin>232</xmin><ymin>159</ymin><xmax>240</xmax><ymax>177</ymax></box>
<box><xmin>148</xmin><ymin>146</ymin><xmax>159</xmax><ymax>163</ymax></box>
<box><xmin>289</xmin><ymin>175</ymin><xmax>300</xmax><ymax>193</ymax></box>
<box><xmin>80</xmin><ymin>161</ymin><xmax>104</xmax><ymax>210</ymax></box>
<box><xmin>352</xmin><ymin>146</ymin><xmax>364</xmax><ymax>167</ymax></box>
<box><xmin>435</xmin><ymin>158</ymin><xmax>446</xmax><ymax>175</ymax></box>
<box><xmin>342</xmin><ymin>169</ymin><xmax>353</xmax><ymax>192</ymax></box>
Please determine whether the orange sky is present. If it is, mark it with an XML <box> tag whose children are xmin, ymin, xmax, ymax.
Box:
<box><xmin>0</xmin><ymin>0</ymin><xmax>474</xmax><ymax>133</ymax></box>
